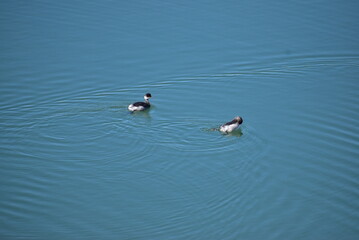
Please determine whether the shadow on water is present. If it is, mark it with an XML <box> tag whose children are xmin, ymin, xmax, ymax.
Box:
<box><xmin>225</xmin><ymin>129</ymin><xmax>243</xmax><ymax>137</ymax></box>
<box><xmin>128</xmin><ymin>108</ymin><xmax>152</xmax><ymax>119</ymax></box>
<box><xmin>202</xmin><ymin>127</ymin><xmax>243</xmax><ymax>138</ymax></box>
<box><xmin>112</xmin><ymin>103</ymin><xmax>155</xmax><ymax>118</ymax></box>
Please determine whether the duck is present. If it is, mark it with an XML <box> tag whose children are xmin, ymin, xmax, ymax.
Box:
<box><xmin>128</xmin><ymin>93</ymin><xmax>152</xmax><ymax>112</ymax></box>
<box><xmin>219</xmin><ymin>116</ymin><xmax>243</xmax><ymax>133</ymax></box>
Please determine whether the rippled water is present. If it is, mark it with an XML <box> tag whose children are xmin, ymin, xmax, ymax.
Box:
<box><xmin>1</xmin><ymin>0</ymin><xmax>359</xmax><ymax>239</ymax></box>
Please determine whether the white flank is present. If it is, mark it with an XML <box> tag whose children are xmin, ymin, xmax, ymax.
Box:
<box><xmin>219</xmin><ymin>123</ymin><xmax>239</xmax><ymax>133</ymax></box>
<box><xmin>128</xmin><ymin>104</ymin><xmax>144</xmax><ymax>112</ymax></box>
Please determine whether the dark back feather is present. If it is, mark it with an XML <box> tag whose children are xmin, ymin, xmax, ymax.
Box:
<box><xmin>132</xmin><ymin>102</ymin><xmax>150</xmax><ymax>108</ymax></box>
<box><xmin>223</xmin><ymin>119</ymin><xmax>238</xmax><ymax>126</ymax></box>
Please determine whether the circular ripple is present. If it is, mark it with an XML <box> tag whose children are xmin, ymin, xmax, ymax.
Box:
<box><xmin>138</xmin><ymin>117</ymin><xmax>269</xmax><ymax>157</ymax></box>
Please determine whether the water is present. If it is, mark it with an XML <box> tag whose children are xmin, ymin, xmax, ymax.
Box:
<box><xmin>1</xmin><ymin>0</ymin><xmax>359</xmax><ymax>239</ymax></box>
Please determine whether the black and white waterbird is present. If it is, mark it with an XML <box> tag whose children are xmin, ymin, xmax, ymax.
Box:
<box><xmin>128</xmin><ymin>93</ymin><xmax>152</xmax><ymax>112</ymax></box>
<box><xmin>219</xmin><ymin>116</ymin><xmax>243</xmax><ymax>133</ymax></box>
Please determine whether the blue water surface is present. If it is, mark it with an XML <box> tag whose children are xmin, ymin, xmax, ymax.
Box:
<box><xmin>1</xmin><ymin>0</ymin><xmax>359</xmax><ymax>239</ymax></box>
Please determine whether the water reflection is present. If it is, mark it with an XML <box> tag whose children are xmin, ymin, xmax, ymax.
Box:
<box><xmin>224</xmin><ymin>129</ymin><xmax>243</xmax><ymax>138</ymax></box>
<box><xmin>128</xmin><ymin>108</ymin><xmax>152</xmax><ymax>119</ymax></box>
<box><xmin>202</xmin><ymin>127</ymin><xmax>243</xmax><ymax>138</ymax></box>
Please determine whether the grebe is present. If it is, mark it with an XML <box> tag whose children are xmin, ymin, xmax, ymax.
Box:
<box><xmin>128</xmin><ymin>93</ymin><xmax>152</xmax><ymax>112</ymax></box>
<box><xmin>219</xmin><ymin>116</ymin><xmax>243</xmax><ymax>133</ymax></box>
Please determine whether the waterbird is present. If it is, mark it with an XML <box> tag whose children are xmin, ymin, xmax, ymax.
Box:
<box><xmin>219</xmin><ymin>116</ymin><xmax>243</xmax><ymax>133</ymax></box>
<box><xmin>128</xmin><ymin>93</ymin><xmax>152</xmax><ymax>112</ymax></box>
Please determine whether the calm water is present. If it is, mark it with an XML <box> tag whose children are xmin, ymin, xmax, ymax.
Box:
<box><xmin>1</xmin><ymin>0</ymin><xmax>359</xmax><ymax>239</ymax></box>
